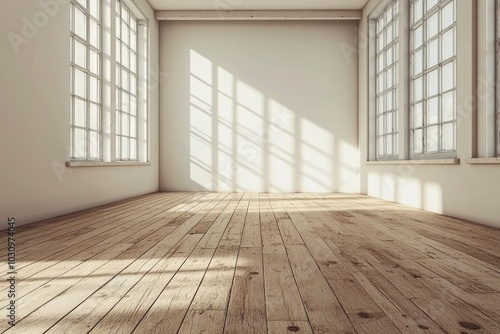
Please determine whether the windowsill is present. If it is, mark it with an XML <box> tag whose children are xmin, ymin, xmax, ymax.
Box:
<box><xmin>465</xmin><ymin>158</ymin><xmax>500</xmax><ymax>165</ymax></box>
<box><xmin>366</xmin><ymin>159</ymin><xmax>460</xmax><ymax>165</ymax></box>
<box><xmin>66</xmin><ymin>161</ymin><xmax>151</xmax><ymax>167</ymax></box>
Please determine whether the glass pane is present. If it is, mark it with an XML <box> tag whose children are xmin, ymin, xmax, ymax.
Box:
<box><xmin>90</xmin><ymin>77</ymin><xmax>99</xmax><ymax>103</ymax></box>
<box><xmin>90</xmin><ymin>131</ymin><xmax>99</xmax><ymax>158</ymax></box>
<box><xmin>442</xmin><ymin>91</ymin><xmax>455</xmax><ymax>122</ymax></box>
<box><xmin>441</xmin><ymin>61</ymin><xmax>454</xmax><ymax>92</ymax></box>
<box><xmin>442</xmin><ymin>123</ymin><xmax>455</xmax><ymax>150</ymax></box>
<box><xmin>74</xmin><ymin>98</ymin><xmax>86</xmax><ymax>127</ymax></box>
<box><xmin>90</xmin><ymin>19</ymin><xmax>99</xmax><ymax>49</ymax></box>
<box><xmin>90</xmin><ymin>49</ymin><xmax>99</xmax><ymax>74</ymax></box>
<box><xmin>377</xmin><ymin>72</ymin><xmax>385</xmax><ymax>93</ymax></box>
<box><xmin>116</xmin><ymin>65</ymin><xmax>121</xmax><ymax>86</ymax></box>
<box><xmin>74</xmin><ymin>7</ymin><xmax>86</xmax><ymax>39</ymax></box>
<box><xmin>414</xmin><ymin>49</ymin><xmax>423</xmax><ymax>75</ymax></box>
<box><xmin>122</xmin><ymin>91</ymin><xmax>129</xmax><ymax>112</ymax></box>
<box><xmin>414</xmin><ymin>102</ymin><xmax>423</xmax><ymax>128</ymax></box>
<box><xmin>116</xmin><ymin>39</ymin><xmax>121</xmax><ymax>62</ymax></box>
<box><xmin>387</xmin><ymin>24</ymin><xmax>393</xmax><ymax>43</ymax></box>
<box><xmin>122</xmin><ymin>69</ymin><xmax>129</xmax><ymax>90</ymax></box>
<box><xmin>386</xmin><ymin>68</ymin><xmax>393</xmax><ymax>88</ymax></box>
<box><xmin>441</xmin><ymin>1</ymin><xmax>454</xmax><ymax>30</ymax></box>
<box><xmin>426</xmin><ymin>12</ymin><xmax>438</xmax><ymax>39</ymax></box>
<box><xmin>427</xmin><ymin>97</ymin><xmax>439</xmax><ymax>124</ymax></box>
<box><xmin>122</xmin><ymin>5</ymin><xmax>129</xmax><ymax>23</ymax></box>
<box><xmin>377</xmin><ymin>115</ymin><xmax>384</xmax><ymax>135</ymax></box>
<box><xmin>122</xmin><ymin>113</ymin><xmax>129</xmax><ymax>136</ymax></box>
<box><xmin>414</xmin><ymin>25</ymin><xmax>423</xmax><ymax>49</ymax></box>
<box><xmin>130</xmin><ymin>96</ymin><xmax>137</xmax><ymax>116</ymax></box>
<box><xmin>116</xmin><ymin>136</ymin><xmax>121</xmax><ymax>158</ymax></box>
<box><xmin>130</xmin><ymin>138</ymin><xmax>137</xmax><ymax>160</ymax></box>
<box><xmin>378</xmin><ymin>136</ymin><xmax>385</xmax><ymax>156</ymax></box>
<box><xmin>130</xmin><ymin>31</ymin><xmax>137</xmax><ymax>52</ymax></box>
<box><xmin>413</xmin><ymin>0</ymin><xmax>423</xmax><ymax>24</ymax></box>
<box><xmin>427</xmin><ymin>39</ymin><xmax>438</xmax><ymax>68</ymax></box>
<box><xmin>116</xmin><ymin>112</ymin><xmax>122</xmax><ymax>135</ymax></box>
<box><xmin>122</xmin><ymin>22</ymin><xmax>129</xmax><ymax>45</ymax></box>
<box><xmin>387</xmin><ymin>45</ymin><xmax>394</xmax><ymax>65</ymax></box>
<box><xmin>90</xmin><ymin>103</ymin><xmax>99</xmax><ymax>130</ymax></box>
<box><xmin>387</xmin><ymin>112</ymin><xmax>393</xmax><ymax>132</ymax></box>
<box><xmin>427</xmin><ymin>69</ymin><xmax>438</xmax><ymax>97</ymax></box>
<box><xmin>130</xmin><ymin>16</ymin><xmax>137</xmax><ymax>31</ymax></box>
<box><xmin>378</xmin><ymin>52</ymin><xmax>385</xmax><ymax>72</ymax></box>
<box><xmin>387</xmin><ymin>134</ymin><xmax>393</xmax><ymax>155</ymax></box>
<box><xmin>413</xmin><ymin>129</ymin><xmax>423</xmax><ymax>153</ymax></box>
<box><xmin>74</xmin><ymin>69</ymin><xmax>86</xmax><ymax>98</ymax></box>
<box><xmin>90</xmin><ymin>0</ymin><xmax>99</xmax><ymax>19</ymax></box>
<box><xmin>426</xmin><ymin>125</ymin><xmax>439</xmax><ymax>152</ymax></box>
<box><xmin>414</xmin><ymin>76</ymin><xmax>423</xmax><ymax>101</ymax></box>
<box><xmin>74</xmin><ymin>128</ymin><xmax>86</xmax><ymax>158</ymax></box>
<box><xmin>130</xmin><ymin>75</ymin><xmax>137</xmax><ymax>95</ymax></box>
<box><xmin>76</xmin><ymin>0</ymin><xmax>86</xmax><ymax>8</ymax></box>
<box><xmin>387</xmin><ymin>90</ymin><xmax>393</xmax><ymax>110</ymax></box>
<box><xmin>122</xmin><ymin>43</ymin><xmax>129</xmax><ymax>68</ymax></box>
<box><xmin>130</xmin><ymin>52</ymin><xmax>137</xmax><ymax>73</ymax></box>
<box><xmin>74</xmin><ymin>40</ymin><xmax>86</xmax><ymax>68</ymax></box>
<box><xmin>130</xmin><ymin>116</ymin><xmax>137</xmax><ymax>138</ymax></box>
<box><xmin>441</xmin><ymin>28</ymin><xmax>454</xmax><ymax>61</ymax></box>
<box><xmin>121</xmin><ymin>136</ymin><xmax>129</xmax><ymax>159</ymax></box>
<box><xmin>377</xmin><ymin>95</ymin><xmax>384</xmax><ymax>114</ymax></box>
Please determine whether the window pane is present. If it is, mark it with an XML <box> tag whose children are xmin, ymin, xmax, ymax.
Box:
<box><xmin>378</xmin><ymin>136</ymin><xmax>385</xmax><ymax>155</ymax></box>
<box><xmin>378</xmin><ymin>115</ymin><xmax>384</xmax><ymax>135</ymax></box>
<box><xmin>116</xmin><ymin>112</ymin><xmax>122</xmax><ymax>135</ymax></box>
<box><xmin>90</xmin><ymin>49</ymin><xmax>99</xmax><ymax>74</ymax></box>
<box><xmin>130</xmin><ymin>138</ymin><xmax>137</xmax><ymax>160</ymax></box>
<box><xmin>90</xmin><ymin>102</ymin><xmax>99</xmax><ymax>130</ymax></box>
<box><xmin>89</xmin><ymin>0</ymin><xmax>99</xmax><ymax>18</ymax></box>
<box><xmin>414</xmin><ymin>25</ymin><xmax>423</xmax><ymax>48</ymax></box>
<box><xmin>427</xmin><ymin>97</ymin><xmax>439</xmax><ymax>124</ymax></box>
<box><xmin>441</xmin><ymin>28</ymin><xmax>454</xmax><ymax>61</ymax></box>
<box><xmin>426</xmin><ymin>69</ymin><xmax>438</xmax><ymax>97</ymax></box>
<box><xmin>414</xmin><ymin>49</ymin><xmax>423</xmax><ymax>75</ymax></box>
<box><xmin>90</xmin><ymin>131</ymin><xmax>100</xmax><ymax>158</ymax></box>
<box><xmin>442</xmin><ymin>91</ymin><xmax>454</xmax><ymax>122</ymax></box>
<box><xmin>74</xmin><ymin>98</ymin><xmax>86</xmax><ymax>127</ymax></box>
<box><xmin>90</xmin><ymin>77</ymin><xmax>99</xmax><ymax>103</ymax></box>
<box><xmin>441</xmin><ymin>1</ymin><xmax>454</xmax><ymax>30</ymax></box>
<box><xmin>122</xmin><ymin>113</ymin><xmax>129</xmax><ymax>136</ymax></box>
<box><xmin>387</xmin><ymin>67</ymin><xmax>393</xmax><ymax>88</ymax></box>
<box><xmin>122</xmin><ymin>91</ymin><xmax>129</xmax><ymax>113</ymax></box>
<box><xmin>122</xmin><ymin>21</ymin><xmax>129</xmax><ymax>44</ymax></box>
<box><xmin>414</xmin><ymin>76</ymin><xmax>423</xmax><ymax>101</ymax></box>
<box><xmin>122</xmin><ymin>69</ymin><xmax>129</xmax><ymax>90</ymax></box>
<box><xmin>414</xmin><ymin>102</ymin><xmax>423</xmax><ymax>128</ymax></box>
<box><xmin>387</xmin><ymin>112</ymin><xmax>393</xmax><ymax>132</ymax></box>
<box><xmin>130</xmin><ymin>31</ymin><xmax>137</xmax><ymax>52</ymax></box>
<box><xmin>130</xmin><ymin>116</ymin><xmax>137</xmax><ymax>138</ymax></box>
<box><xmin>426</xmin><ymin>12</ymin><xmax>438</xmax><ymax>39</ymax></box>
<box><xmin>130</xmin><ymin>95</ymin><xmax>137</xmax><ymax>116</ymax></box>
<box><xmin>442</xmin><ymin>123</ymin><xmax>454</xmax><ymax>150</ymax></box>
<box><xmin>74</xmin><ymin>40</ymin><xmax>86</xmax><ymax>68</ymax></box>
<box><xmin>130</xmin><ymin>74</ymin><xmax>137</xmax><ymax>95</ymax></box>
<box><xmin>441</xmin><ymin>61</ymin><xmax>454</xmax><ymax>92</ymax></box>
<box><xmin>74</xmin><ymin>7</ymin><xmax>86</xmax><ymax>39</ymax></box>
<box><xmin>90</xmin><ymin>19</ymin><xmax>99</xmax><ymax>49</ymax></box>
<box><xmin>121</xmin><ymin>136</ymin><xmax>129</xmax><ymax>159</ymax></box>
<box><xmin>74</xmin><ymin>68</ymin><xmax>86</xmax><ymax>98</ymax></box>
<box><xmin>387</xmin><ymin>90</ymin><xmax>393</xmax><ymax>110</ymax></box>
<box><xmin>427</xmin><ymin>39</ymin><xmax>438</xmax><ymax>68</ymax></box>
<box><xmin>130</xmin><ymin>52</ymin><xmax>137</xmax><ymax>73</ymax></box>
<box><xmin>413</xmin><ymin>129</ymin><xmax>423</xmax><ymax>153</ymax></box>
<box><xmin>74</xmin><ymin>128</ymin><xmax>86</xmax><ymax>158</ymax></box>
<box><xmin>426</xmin><ymin>126</ymin><xmax>439</xmax><ymax>152</ymax></box>
<box><xmin>426</xmin><ymin>0</ymin><xmax>438</xmax><ymax>11</ymax></box>
<box><xmin>413</xmin><ymin>0</ymin><xmax>423</xmax><ymax>23</ymax></box>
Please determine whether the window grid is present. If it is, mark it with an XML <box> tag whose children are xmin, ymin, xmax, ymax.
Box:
<box><xmin>70</xmin><ymin>0</ymin><xmax>102</xmax><ymax>160</ymax></box>
<box><xmin>376</xmin><ymin>0</ymin><xmax>399</xmax><ymax>159</ymax></box>
<box><xmin>410</xmin><ymin>0</ymin><xmax>456</xmax><ymax>156</ymax></box>
<box><xmin>116</xmin><ymin>1</ymin><xmax>139</xmax><ymax>161</ymax></box>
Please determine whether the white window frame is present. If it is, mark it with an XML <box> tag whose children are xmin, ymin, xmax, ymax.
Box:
<box><xmin>410</xmin><ymin>0</ymin><xmax>457</xmax><ymax>159</ymax></box>
<box><xmin>69</xmin><ymin>0</ymin><xmax>150</xmax><ymax>165</ymax></box>
<box><xmin>116</xmin><ymin>0</ymin><xmax>139</xmax><ymax>161</ymax></box>
<box><xmin>375</xmin><ymin>0</ymin><xmax>400</xmax><ymax>160</ymax></box>
<box><xmin>70</xmin><ymin>0</ymin><xmax>102</xmax><ymax>161</ymax></box>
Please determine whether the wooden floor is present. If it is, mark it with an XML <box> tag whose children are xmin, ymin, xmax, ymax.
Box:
<box><xmin>1</xmin><ymin>193</ymin><xmax>500</xmax><ymax>334</ymax></box>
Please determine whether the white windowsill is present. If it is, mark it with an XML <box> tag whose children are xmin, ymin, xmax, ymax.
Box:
<box><xmin>66</xmin><ymin>161</ymin><xmax>151</xmax><ymax>167</ymax></box>
<box><xmin>465</xmin><ymin>158</ymin><xmax>500</xmax><ymax>165</ymax></box>
<box><xmin>366</xmin><ymin>159</ymin><xmax>460</xmax><ymax>165</ymax></box>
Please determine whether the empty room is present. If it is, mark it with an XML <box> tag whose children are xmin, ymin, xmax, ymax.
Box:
<box><xmin>1</xmin><ymin>0</ymin><xmax>500</xmax><ymax>333</ymax></box>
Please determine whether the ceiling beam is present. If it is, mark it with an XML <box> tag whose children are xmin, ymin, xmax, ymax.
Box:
<box><xmin>155</xmin><ymin>10</ymin><xmax>362</xmax><ymax>21</ymax></box>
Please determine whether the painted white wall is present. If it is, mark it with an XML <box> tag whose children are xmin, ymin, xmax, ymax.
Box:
<box><xmin>359</xmin><ymin>0</ymin><xmax>500</xmax><ymax>228</ymax></box>
<box><xmin>160</xmin><ymin>20</ymin><xmax>360</xmax><ymax>192</ymax></box>
<box><xmin>0</xmin><ymin>0</ymin><xmax>159</xmax><ymax>227</ymax></box>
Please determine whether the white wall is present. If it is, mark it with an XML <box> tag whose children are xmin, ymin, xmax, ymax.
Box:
<box><xmin>0</xmin><ymin>0</ymin><xmax>159</xmax><ymax>227</ymax></box>
<box><xmin>359</xmin><ymin>0</ymin><xmax>500</xmax><ymax>228</ymax></box>
<box><xmin>160</xmin><ymin>20</ymin><xmax>360</xmax><ymax>192</ymax></box>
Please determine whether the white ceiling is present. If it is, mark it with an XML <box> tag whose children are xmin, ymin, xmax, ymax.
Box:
<box><xmin>147</xmin><ymin>0</ymin><xmax>369</xmax><ymax>11</ymax></box>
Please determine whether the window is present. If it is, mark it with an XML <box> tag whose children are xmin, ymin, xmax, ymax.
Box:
<box><xmin>69</xmin><ymin>0</ymin><xmax>149</xmax><ymax>164</ymax></box>
<box><xmin>410</xmin><ymin>0</ymin><xmax>456</xmax><ymax>157</ymax></box>
<box><xmin>375</xmin><ymin>1</ymin><xmax>399</xmax><ymax>159</ymax></box>
<box><xmin>116</xmin><ymin>1</ymin><xmax>138</xmax><ymax>161</ymax></box>
<box><xmin>70</xmin><ymin>0</ymin><xmax>101</xmax><ymax>160</ymax></box>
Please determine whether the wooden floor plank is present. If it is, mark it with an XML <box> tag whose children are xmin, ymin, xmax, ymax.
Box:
<box><xmin>1</xmin><ymin>192</ymin><xmax>499</xmax><ymax>334</ymax></box>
